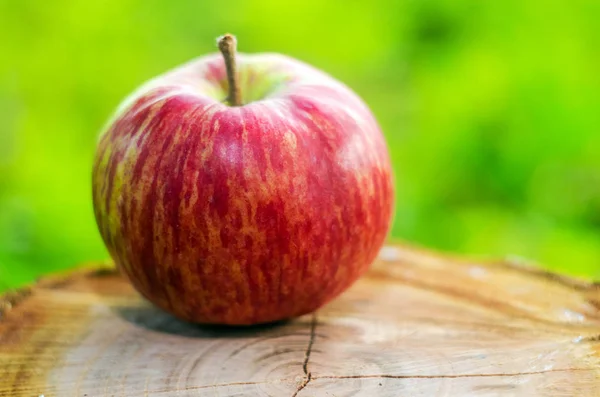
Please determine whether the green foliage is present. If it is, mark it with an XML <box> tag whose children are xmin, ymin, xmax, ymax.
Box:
<box><xmin>1</xmin><ymin>0</ymin><xmax>599</xmax><ymax>291</ymax></box>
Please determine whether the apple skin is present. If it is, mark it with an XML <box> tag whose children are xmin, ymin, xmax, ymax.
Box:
<box><xmin>92</xmin><ymin>52</ymin><xmax>394</xmax><ymax>325</ymax></box>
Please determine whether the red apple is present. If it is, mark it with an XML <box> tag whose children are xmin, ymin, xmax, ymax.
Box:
<box><xmin>92</xmin><ymin>34</ymin><xmax>394</xmax><ymax>325</ymax></box>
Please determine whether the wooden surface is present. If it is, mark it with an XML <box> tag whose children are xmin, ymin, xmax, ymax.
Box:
<box><xmin>2</xmin><ymin>245</ymin><xmax>600</xmax><ymax>396</ymax></box>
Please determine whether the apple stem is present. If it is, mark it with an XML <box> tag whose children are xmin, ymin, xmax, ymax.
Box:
<box><xmin>218</xmin><ymin>34</ymin><xmax>242</xmax><ymax>107</ymax></box>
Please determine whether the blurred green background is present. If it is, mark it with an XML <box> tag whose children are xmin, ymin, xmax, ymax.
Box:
<box><xmin>1</xmin><ymin>0</ymin><xmax>599</xmax><ymax>292</ymax></box>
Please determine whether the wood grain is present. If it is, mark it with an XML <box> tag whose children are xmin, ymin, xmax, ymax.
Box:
<box><xmin>2</xmin><ymin>244</ymin><xmax>600</xmax><ymax>396</ymax></box>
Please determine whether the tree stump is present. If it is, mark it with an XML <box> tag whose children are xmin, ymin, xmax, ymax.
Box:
<box><xmin>2</xmin><ymin>244</ymin><xmax>600</xmax><ymax>396</ymax></box>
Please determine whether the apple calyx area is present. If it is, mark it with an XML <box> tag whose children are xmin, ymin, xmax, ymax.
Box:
<box><xmin>217</xmin><ymin>33</ymin><xmax>242</xmax><ymax>107</ymax></box>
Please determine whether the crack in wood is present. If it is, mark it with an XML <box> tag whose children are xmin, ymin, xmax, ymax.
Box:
<box><xmin>498</xmin><ymin>256</ymin><xmax>599</xmax><ymax>292</ymax></box>
<box><xmin>583</xmin><ymin>334</ymin><xmax>600</xmax><ymax>342</ymax></box>
<box><xmin>312</xmin><ymin>367</ymin><xmax>593</xmax><ymax>381</ymax></box>
<box><xmin>370</xmin><ymin>269</ymin><xmax>593</xmax><ymax>329</ymax></box>
<box><xmin>0</xmin><ymin>266</ymin><xmax>116</xmax><ymax>323</ymax></box>
<box><xmin>302</xmin><ymin>314</ymin><xmax>317</xmax><ymax>376</ymax></box>
<box><xmin>139</xmin><ymin>367</ymin><xmax>593</xmax><ymax>395</ymax></box>
<box><xmin>89</xmin><ymin>267</ymin><xmax>118</xmax><ymax>277</ymax></box>
<box><xmin>292</xmin><ymin>371</ymin><xmax>312</xmax><ymax>397</ymax></box>
<box><xmin>0</xmin><ymin>287</ymin><xmax>32</xmax><ymax>321</ymax></box>
<box><xmin>292</xmin><ymin>313</ymin><xmax>317</xmax><ymax>397</ymax></box>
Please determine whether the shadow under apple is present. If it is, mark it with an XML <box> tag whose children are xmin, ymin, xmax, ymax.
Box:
<box><xmin>115</xmin><ymin>304</ymin><xmax>296</xmax><ymax>339</ymax></box>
